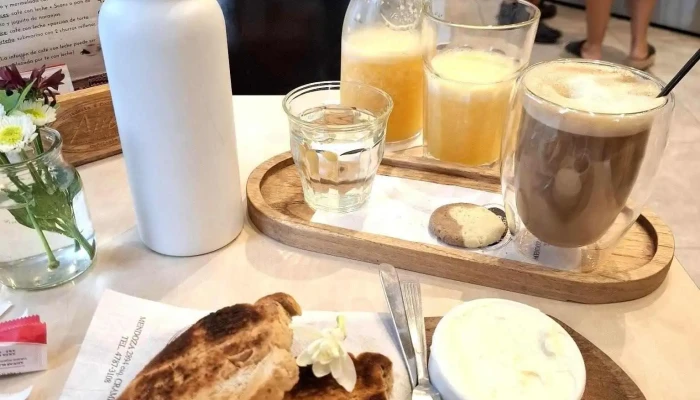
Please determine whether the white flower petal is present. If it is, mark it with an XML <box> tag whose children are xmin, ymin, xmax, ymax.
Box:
<box><xmin>331</xmin><ymin>353</ymin><xmax>357</xmax><ymax>392</ymax></box>
<box><xmin>315</xmin><ymin>354</ymin><xmax>331</xmax><ymax>364</ymax></box>
<box><xmin>297</xmin><ymin>339</ymin><xmax>323</xmax><ymax>366</ymax></box>
<box><xmin>328</xmin><ymin>344</ymin><xmax>341</xmax><ymax>359</ymax></box>
<box><xmin>0</xmin><ymin>114</ymin><xmax>37</xmax><ymax>153</ymax></box>
<box><xmin>296</xmin><ymin>349</ymin><xmax>314</xmax><ymax>367</ymax></box>
<box><xmin>311</xmin><ymin>341</ymin><xmax>329</xmax><ymax>360</ymax></box>
<box><xmin>315</xmin><ymin>345</ymin><xmax>335</xmax><ymax>364</ymax></box>
<box><xmin>312</xmin><ymin>361</ymin><xmax>331</xmax><ymax>377</ymax></box>
<box><xmin>0</xmin><ymin>104</ymin><xmax>5</xmax><ymax>117</ymax></box>
<box><xmin>295</xmin><ymin>315</ymin><xmax>355</xmax><ymax>391</ymax></box>
<box><xmin>13</xmin><ymin>101</ymin><xmax>57</xmax><ymax>127</ymax></box>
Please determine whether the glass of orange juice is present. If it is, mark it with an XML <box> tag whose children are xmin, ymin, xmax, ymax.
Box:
<box><xmin>422</xmin><ymin>0</ymin><xmax>539</xmax><ymax>166</ymax></box>
<box><xmin>341</xmin><ymin>0</ymin><xmax>423</xmax><ymax>146</ymax></box>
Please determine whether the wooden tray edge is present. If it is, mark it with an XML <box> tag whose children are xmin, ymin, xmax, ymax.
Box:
<box><xmin>246</xmin><ymin>152</ymin><xmax>674</xmax><ymax>304</ymax></box>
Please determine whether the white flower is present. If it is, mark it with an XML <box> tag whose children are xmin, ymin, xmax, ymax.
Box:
<box><xmin>0</xmin><ymin>103</ymin><xmax>5</xmax><ymax>117</ymax></box>
<box><xmin>296</xmin><ymin>316</ymin><xmax>357</xmax><ymax>392</ymax></box>
<box><xmin>10</xmin><ymin>100</ymin><xmax>57</xmax><ymax>127</ymax></box>
<box><xmin>0</xmin><ymin>114</ymin><xmax>37</xmax><ymax>153</ymax></box>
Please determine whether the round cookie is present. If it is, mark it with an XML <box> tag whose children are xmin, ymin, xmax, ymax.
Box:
<box><xmin>429</xmin><ymin>203</ymin><xmax>506</xmax><ymax>248</ymax></box>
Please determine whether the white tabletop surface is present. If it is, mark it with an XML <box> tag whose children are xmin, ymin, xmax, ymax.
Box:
<box><xmin>1</xmin><ymin>96</ymin><xmax>700</xmax><ymax>399</ymax></box>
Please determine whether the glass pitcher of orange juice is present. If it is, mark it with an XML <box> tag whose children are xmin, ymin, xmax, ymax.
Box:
<box><xmin>341</xmin><ymin>0</ymin><xmax>422</xmax><ymax>146</ymax></box>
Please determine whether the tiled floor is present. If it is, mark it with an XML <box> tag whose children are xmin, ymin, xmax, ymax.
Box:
<box><xmin>532</xmin><ymin>5</ymin><xmax>700</xmax><ymax>285</ymax></box>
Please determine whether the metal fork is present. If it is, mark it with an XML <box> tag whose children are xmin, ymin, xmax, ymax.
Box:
<box><xmin>379</xmin><ymin>263</ymin><xmax>418</xmax><ymax>387</ymax></box>
<box><xmin>401</xmin><ymin>280</ymin><xmax>442</xmax><ymax>400</ymax></box>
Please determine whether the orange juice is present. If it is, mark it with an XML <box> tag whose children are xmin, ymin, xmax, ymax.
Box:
<box><xmin>341</xmin><ymin>27</ymin><xmax>423</xmax><ymax>143</ymax></box>
<box><xmin>424</xmin><ymin>49</ymin><xmax>519</xmax><ymax>166</ymax></box>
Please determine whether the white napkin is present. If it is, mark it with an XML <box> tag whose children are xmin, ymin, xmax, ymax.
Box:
<box><xmin>0</xmin><ymin>387</ymin><xmax>32</xmax><ymax>400</ymax></box>
<box><xmin>311</xmin><ymin>174</ymin><xmax>584</xmax><ymax>269</ymax></box>
<box><xmin>0</xmin><ymin>301</ymin><xmax>11</xmax><ymax>319</ymax></box>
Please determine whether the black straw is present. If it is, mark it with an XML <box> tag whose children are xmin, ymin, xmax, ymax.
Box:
<box><xmin>658</xmin><ymin>48</ymin><xmax>700</xmax><ymax>97</ymax></box>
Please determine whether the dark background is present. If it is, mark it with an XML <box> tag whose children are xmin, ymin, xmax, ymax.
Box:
<box><xmin>217</xmin><ymin>0</ymin><xmax>351</xmax><ymax>95</ymax></box>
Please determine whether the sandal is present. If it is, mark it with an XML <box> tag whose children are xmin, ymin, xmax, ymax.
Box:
<box><xmin>536</xmin><ymin>22</ymin><xmax>562</xmax><ymax>44</ymax></box>
<box><xmin>564</xmin><ymin>40</ymin><xmax>586</xmax><ymax>57</ymax></box>
<box><xmin>625</xmin><ymin>45</ymin><xmax>656</xmax><ymax>70</ymax></box>
<box><xmin>539</xmin><ymin>1</ymin><xmax>557</xmax><ymax>20</ymax></box>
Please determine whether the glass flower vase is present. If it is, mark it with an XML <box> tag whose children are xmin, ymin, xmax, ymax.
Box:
<box><xmin>0</xmin><ymin>128</ymin><xmax>96</xmax><ymax>290</ymax></box>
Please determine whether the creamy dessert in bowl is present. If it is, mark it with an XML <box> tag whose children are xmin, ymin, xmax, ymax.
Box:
<box><xmin>429</xmin><ymin>299</ymin><xmax>586</xmax><ymax>400</ymax></box>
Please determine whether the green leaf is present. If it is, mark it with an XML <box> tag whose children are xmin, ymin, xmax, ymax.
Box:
<box><xmin>15</xmin><ymin>80</ymin><xmax>35</xmax><ymax>109</ymax></box>
<box><xmin>4</xmin><ymin>181</ymin><xmax>74</xmax><ymax>235</ymax></box>
<box><xmin>0</xmin><ymin>80</ymin><xmax>35</xmax><ymax>113</ymax></box>
<box><xmin>7</xmin><ymin>207</ymin><xmax>31</xmax><ymax>228</ymax></box>
<box><xmin>29</xmin><ymin>183</ymin><xmax>72</xmax><ymax>220</ymax></box>
<box><xmin>4</xmin><ymin>187</ymin><xmax>29</xmax><ymax>205</ymax></box>
<box><xmin>7</xmin><ymin>207</ymin><xmax>66</xmax><ymax>235</ymax></box>
<box><xmin>0</xmin><ymin>91</ymin><xmax>21</xmax><ymax>113</ymax></box>
<box><xmin>5</xmin><ymin>186</ymin><xmax>64</xmax><ymax>234</ymax></box>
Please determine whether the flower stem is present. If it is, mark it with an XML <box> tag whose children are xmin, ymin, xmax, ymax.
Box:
<box><xmin>0</xmin><ymin>153</ymin><xmax>30</xmax><ymax>191</ymax></box>
<box><xmin>57</xmin><ymin>219</ymin><xmax>95</xmax><ymax>259</ymax></box>
<box><xmin>32</xmin><ymin>137</ymin><xmax>53</xmax><ymax>184</ymax></box>
<box><xmin>26</xmin><ymin>206</ymin><xmax>60</xmax><ymax>269</ymax></box>
<box><xmin>19</xmin><ymin>149</ymin><xmax>45</xmax><ymax>189</ymax></box>
<box><xmin>70</xmin><ymin>226</ymin><xmax>95</xmax><ymax>259</ymax></box>
<box><xmin>33</xmin><ymin>136</ymin><xmax>44</xmax><ymax>153</ymax></box>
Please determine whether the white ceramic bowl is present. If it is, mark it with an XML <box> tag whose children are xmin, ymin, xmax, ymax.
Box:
<box><xmin>429</xmin><ymin>298</ymin><xmax>586</xmax><ymax>400</ymax></box>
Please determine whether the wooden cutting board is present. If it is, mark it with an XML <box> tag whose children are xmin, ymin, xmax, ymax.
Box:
<box><xmin>424</xmin><ymin>316</ymin><xmax>645</xmax><ymax>399</ymax></box>
<box><xmin>247</xmin><ymin>152</ymin><xmax>674</xmax><ymax>304</ymax></box>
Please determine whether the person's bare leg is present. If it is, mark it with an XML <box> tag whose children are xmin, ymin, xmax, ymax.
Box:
<box><xmin>581</xmin><ymin>0</ymin><xmax>614</xmax><ymax>59</ymax></box>
<box><xmin>627</xmin><ymin>0</ymin><xmax>657</xmax><ymax>60</ymax></box>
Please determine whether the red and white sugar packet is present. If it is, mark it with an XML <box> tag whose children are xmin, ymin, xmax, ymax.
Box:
<box><xmin>0</xmin><ymin>315</ymin><xmax>47</xmax><ymax>375</ymax></box>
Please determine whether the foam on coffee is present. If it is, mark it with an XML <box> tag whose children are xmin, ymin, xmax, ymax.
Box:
<box><xmin>523</xmin><ymin>61</ymin><xmax>665</xmax><ymax>137</ymax></box>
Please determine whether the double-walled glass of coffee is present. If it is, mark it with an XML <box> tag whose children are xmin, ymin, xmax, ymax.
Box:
<box><xmin>501</xmin><ymin>59</ymin><xmax>674</xmax><ymax>270</ymax></box>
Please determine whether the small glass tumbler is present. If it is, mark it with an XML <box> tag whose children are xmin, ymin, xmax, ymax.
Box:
<box><xmin>283</xmin><ymin>81</ymin><xmax>393</xmax><ymax>213</ymax></box>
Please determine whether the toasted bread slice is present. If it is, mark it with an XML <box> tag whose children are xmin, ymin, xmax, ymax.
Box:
<box><xmin>283</xmin><ymin>352</ymin><xmax>393</xmax><ymax>400</ymax></box>
<box><xmin>118</xmin><ymin>293</ymin><xmax>302</xmax><ymax>400</ymax></box>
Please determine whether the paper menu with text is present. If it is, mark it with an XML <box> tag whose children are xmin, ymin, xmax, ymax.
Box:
<box><xmin>0</xmin><ymin>0</ymin><xmax>105</xmax><ymax>81</ymax></box>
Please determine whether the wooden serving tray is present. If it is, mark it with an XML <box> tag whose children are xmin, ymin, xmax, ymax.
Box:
<box><xmin>247</xmin><ymin>152</ymin><xmax>674</xmax><ymax>304</ymax></box>
<box><xmin>425</xmin><ymin>316</ymin><xmax>645</xmax><ymax>399</ymax></box>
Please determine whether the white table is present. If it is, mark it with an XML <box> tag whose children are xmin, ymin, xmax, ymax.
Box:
<box><xmin>1</xmin><ymin>96</ymin><xmax>700</xmax><ymax>399</ymax></box>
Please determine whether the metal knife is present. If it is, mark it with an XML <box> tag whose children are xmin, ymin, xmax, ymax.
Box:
<box><xmin>379</xmin><ymin>263</ymin><xmax>418</xmax><ymax>387</ymax></box>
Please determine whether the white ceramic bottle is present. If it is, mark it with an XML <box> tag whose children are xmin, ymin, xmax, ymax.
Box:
<box><xmin>98</xmin><ymin>0</ymin><xmax>244</xmax><ymax>256</ymax></box>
